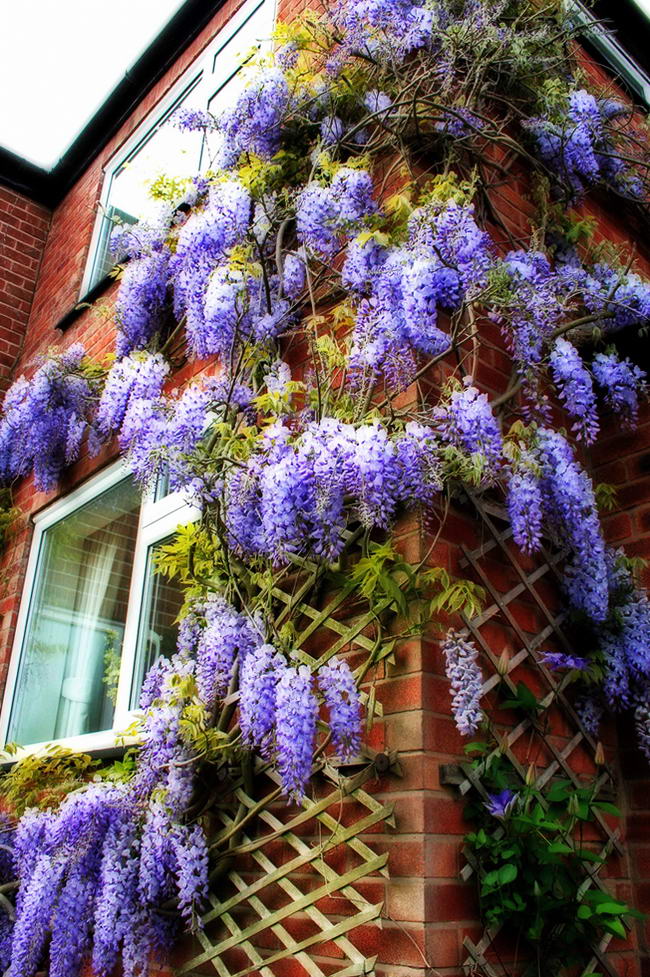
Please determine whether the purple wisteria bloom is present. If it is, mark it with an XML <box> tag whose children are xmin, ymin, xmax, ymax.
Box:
<box><xmin>439</xmin><ymin>383</ymin><xmax>503</xmax><ymax>471</ymax></box>
<box><xmin>318</xmin><ymin>658</ymin><xmax>362</xmax><ymax>759</ymax></box>
<box><xmin>507</xmin><ymin>465</ymin><xmax>543</xmax><ymax>554</ymax></box>
<box><xmin>240</xmin><ymin>643</ymin><xmax>284</xmax><ymax>759</ymax></box>
<box><xmin>540</xmin><ymin>651</ymin><xmax>590</xmax><ymax>671</ymax></box>
<box><xmin>0</xmin><ymin>343</ymin><xmax>94</xmax><ymax>491</ymax></box>
<box><xmin>275</xmin><ymin>664</ymin><xmax>318</xmax><ymax>800</ymax></box>
<box><xmin>592</xmin><ymin>350</ymin><xmax>647</xmax><ymax>427</ymax></box>
<box><xmin>442</xmin><ymin>630</ymin><xmax>484</xmax><ymax>737</ymax></box>
<box><xmin>549</xmin><ymin>338</ymin><xmax>599</xmax><ymax>443</ymax></box>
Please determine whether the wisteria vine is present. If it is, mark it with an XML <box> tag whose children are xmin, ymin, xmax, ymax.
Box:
<box><xmin>0</xmin><ymin>0</ymin><xmax>649</xmax><ymax>974</ymax></box>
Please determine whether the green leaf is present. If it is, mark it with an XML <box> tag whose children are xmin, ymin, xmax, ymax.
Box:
<box><xmin>547</xmin><ymin>841</ymin><xmax>573</xmax><ymax>855</ymax></box>
<box><xmin>463</xmin><ymin>741</ymin><xmax>489</xmax><ymax>754</ymax></box>
<box><xmin>591</xmin><ymin>800</ymin><xmax>621</xmax><ymax>818</ymax></box>
<box><xmin>576</xmin><ymin>848</ymin><xmax>605</xmax><ymax>864</ymax></box>
<box><xmin>498</xmin><ymin>863</ymin><xmax>518</xmax><ymax>885</ymax></box>
<box><xmin>600</xmin><ymin>917</ymin><xmax>626</xmax><ymax>939</ymax></box>
<box><xmin>545</xmin><ymin>780</ymin><xmax>572</xmax><ymax>803</ymax></box>
<box><xmin>380</xmin><ymin>572</ymin><xmax>408</xmax><ymax>615</ymax></box>
<box><xmin>577</xmin><ymin>905</ymin><xmax>593</xmax><ymax>920</ymax></box>
<box><xmin>593</xmin><ymin>901</ymin><xmax>629</xmax><ymax>916</ymax></box>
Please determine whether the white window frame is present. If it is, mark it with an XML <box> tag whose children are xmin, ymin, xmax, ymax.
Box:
<box><xmin>80</xmin><ymin>0</ymin><xmax>277</xmax><ymax>297</ymax></box>
<box><xmin>0</xmin><ymin>463</ymin><xmax>199</xmax><ymax>755</ymax></box>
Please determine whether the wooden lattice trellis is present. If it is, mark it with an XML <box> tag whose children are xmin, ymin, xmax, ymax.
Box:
<box><xmin>448</xmin><ymin>492</ymin><xmax>626</xmax><ymax>977</ymax></box>
<box><xmin>177</xmin><ymin>758</ymin><xmax>394</xmax><ymax>977</ymax></box>
<box><xmin>176</xmin><ymin>535</ymin><xmax>396</xmax><ymax>977</ymax></box>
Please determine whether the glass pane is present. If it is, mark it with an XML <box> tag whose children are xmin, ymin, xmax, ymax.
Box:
<box><xmin>130</xmin><ymin>539</ymin><xmax>184</xmax><ymax>707</ymax></box>
<box><xmin>7</xmin><ymin>476</ymin><xmax>141</xmax><ymax>746</ymax></box>
<box><xmin>86</xmin><ymin>80</ymin><xmax>205</xmax><ymax>292</ymax></box>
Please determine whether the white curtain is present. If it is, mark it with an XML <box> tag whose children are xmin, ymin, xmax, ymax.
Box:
<box><xmin>54</xmin><ymin>535</ymin><xmax>118</xmax><ymax>738</ymax></box>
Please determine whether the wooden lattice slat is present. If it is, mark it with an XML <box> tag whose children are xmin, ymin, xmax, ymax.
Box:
<box><xmin>177</xmin><ymin>760</ymin><xmax>392</xmax><ymax>977</ymax></box>
<box><xmin>452</xmin><ymin>492</ymin><xmax>626</xmax><ymax>977</ymax></box>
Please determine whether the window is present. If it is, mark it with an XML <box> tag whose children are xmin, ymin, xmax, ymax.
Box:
<box><xmin>567</xmin><ymin>1</ymin><xmax>650</xmax><ymax>106</ymax></box>
<box><xmin>81</xmin><ymin>0</ymin><xmax>277</xmax><ymax>295</ymax></box>
<box><xmin>1</xmin><ymin>465</ymin><xmax>197</xmax><ymax>752</ymax></box>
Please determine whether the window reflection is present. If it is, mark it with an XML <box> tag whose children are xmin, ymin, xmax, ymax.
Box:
<box><xmin>130</xmin><ymin>539</ymin><xmax>185</xmax><ymax>707</ymax></box>
<box><xmin>8</xmin><ymin>477</ymin><xmax>141</xmax><ymax>745</ymax></box>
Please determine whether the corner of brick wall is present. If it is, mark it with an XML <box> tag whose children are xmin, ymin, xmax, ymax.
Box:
<box><xmin>590</xmin><ymin>398</ymin><xmax>650</xmax><ymax>973</ymax></box>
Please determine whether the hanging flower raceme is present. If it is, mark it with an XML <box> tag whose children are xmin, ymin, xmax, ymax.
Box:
<box><xmin>178</xmin><ymin>595</ymin><xmax>264</xmax><ymax>709</ymax></box>
<box><xmin>0</xmin><ymin>344</ymin><xmax>96</xmax><ymax>491</ymax></box>
<box><xmin>442</xmin><ymin>629</ymin><xmax>484</xmax><ymax>736</ymax></box>
<box><xmin>582</xmin><ymin>263</ymin><xmax>650</xmax><ymax>333</ymax></box>
<box><xmin>347</xmin><ymin>200</ymin><xmax>490</xmax><ymax>387</ymax></box>
<box><xmin>524</xmin><ymin>89</ymin><xmax>643</xmax><ymax>200</ymax></box>
<box><xmin>93</xmin><ymin>351</ymin><xmax>170</xmax><ymax>445</ymax></box>
<box><xmin>297</xmin><ymin>166</ymin><xmax>377</xmax><ymax>259</ymax></box>
<box><xmin>548</xmin><ymin>338</ymin><xmax>599</xmax><ymax>443</ymax></box>
<box><xmin>498</xmin><ymin>250</ymin><xmax>564</xmax><ymax>375</ymax></box>
<box><xmin>506</xmin><ymin>457</ymin><xmax>544</xmax><ymax>554</ymax></box>
<box><xmin>436</xmin><ymin>382</ymin><xmax>503</xmax><ymax>474</ymax></box>
<box><xmin>223</xmin><ymin>418</ymin><xmax>444</xmax><ymax>564</ymax></box>
<box><xmin>214</xmin><ymin>67</ymin><xmax>290</xmax><ymax>167</ymax></box>
<box><xmin>592</xmin><ymin>349</ymin><xmax>647</xmax><ymax>426</ymax></box>
<box><xmin>330</xmin><ymin>0</ymin><xmax>437</xmax><ymax>63</ymax></box>
<box><xmin>537</xmin><ymin>428</ymin><xmax>608</xmax><ymax>622</ymax></box>
<box><xmin>239</xmin><ymin>643</ymin><xmax>363</xmax><ymax>798</ymax></box>
<box><xmin>117</xmin><ymin>376</ymin><xmax>236</xmax><ymax>492</ymax></box>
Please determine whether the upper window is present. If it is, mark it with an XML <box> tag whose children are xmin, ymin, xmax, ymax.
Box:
<box><xmin>1</xmin><ymin>466</ymin><xmax>196</xmax><ymax>753</ymax></box>
<box><xmin>81</xmin><ymin>0</ymin><xmax>276</xmax><ymax>295</ymax></box>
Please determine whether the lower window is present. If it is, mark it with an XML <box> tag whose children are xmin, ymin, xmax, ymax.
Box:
<box><xmin>3</xmin><ymin>464</ymin><xmax>192</xmax><ymax>751</ymax></box>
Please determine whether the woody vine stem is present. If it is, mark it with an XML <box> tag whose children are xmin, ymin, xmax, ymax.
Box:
<box><xmin>0</xmin><ymin>0</ymin><xmax>648</xmax><ymax>975</ymax></box>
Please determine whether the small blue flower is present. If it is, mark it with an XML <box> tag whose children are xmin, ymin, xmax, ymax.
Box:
<box><xmin>485</xmin><ymin>789</ymin><xmax>516</xmax><ymax>818</ymax></box>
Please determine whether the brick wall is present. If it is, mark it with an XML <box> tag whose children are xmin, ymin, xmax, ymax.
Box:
<box><xmin>0</xmin><ymin>187</ymin><xmax>50</xmax><ymax>392</ymax></box>
<box><xmin>0</xmin><ymin>5</ymin><xmax>649</xmax><ymax>977</ymax></box>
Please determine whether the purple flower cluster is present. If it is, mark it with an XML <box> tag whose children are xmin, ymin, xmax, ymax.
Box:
<box><xmin>540</xmin><ymin>651</ymin><xmax>589</xmax><ymax>672</ymax></box>
<box><xmin>93</xmin><ymin>351</ymin><xmax>169</xmax><ymax>443</ymax></box>
<box><xmin>223</xmin><ymin>418</ymin><xmax>442</xmax><ymax>563</ymax></box>
<box><xmin>240</xmin><ymin>645</ymin><xmax>362</xmax><ymax>798</ymax></box>
<box><xmin>507</xmin><ymin>430</ymin><xmax>609</xmax><ymax>622</ymax></box>
<box><xmin>525</xmin><ymin>89</ymin><xmax>643</xmax><ymax>200</ymax></box>
<box><xmin>173</xmin><ymin>107</ymin><xmax>216</xmax><ymax>132</ymax></box>
<box><xmin>575</xmin><ymin>692</ymin><xmax>603</xmax><ymax>739</ymax></box>
<box><xmin>318</xmin><ymin>658</ymin><xmax>363</xmax><ymax>758</ymax></box>
<box><xmin>538</xmin><ymin>428</ymin><xmax>608</xmax><ymax>622</ymax></box>
<box><xmin>178</xmin><ymin>594</ymin><xmax>263</xmax><ymax>708</ymax></box>
<box><xmin>118</xmin><ymin>377</ymin><xmax>222</xmax><ymax>491</ymax></box>
<box><xmin>582</xmin><ymin>263</ymin><xmax>650</xmax><ymax>333</ymax></box>
<box><xmin>330</xmin><ymin>0</ymin><xmax>436</xmax><ymax>62</ymax></box>
<box><xmin>592</xmin><ymin>350</ymin><xmax>647</xmax><ymax>427</ymax></box>
<box><xmin>598</xmin><ymin>562</ymin><xmax>650</xmax><ymax>711</ymax></box>
<box><xmin>115</xmin><ymin>249</ymin><xmax>171</xmax><ymax>357</ymax></box>
<box><xmin>170</xmin><ymin>179</ymin><xmax>251</xmax><ymax>354</ymax></box>
<box><xmin>0</xmin><ymin>344</ymin><xmax>94</xmax><ymax>491</ymax></box>
<box><xmin>548</xmin><ymin>338</ymin><xmax>599</xmax><ymax>443</ymax></box>
<box><xmin>9</xmin><ymin>770</ymin><xmax>207</xmax><ymax>977</ymax></box>
<box><xmin>499</xmin><ymin>250</ymin><xmax>564</xmax><ymax>373</ymax></box>
<box><xmin>346</xmin><ymin>201</ymin><xmax>490</xmax><ymax>386</ymax></box>
<box><xmin>442</xmin><ymin>629</ymin><xmax>484</xmax><ymax>736</ymax></box>
<box><xmin>215</xmin><ymin>68</ymin><xmax>290</xmax><ymax>167</ymax></box>
<box><xmin>438</xmin><ymin>383</ymin><xmax>503</xmax><ymax>470</ymax></box>
<box><xmin>297</xmin><ymin>167</ymin><xmax>376</xmax><ymax>258</ymax></box>
<box><xmin>507</xmin><ymin>462</ymin><xmax>543</xmax><ymax>554</ymax></box>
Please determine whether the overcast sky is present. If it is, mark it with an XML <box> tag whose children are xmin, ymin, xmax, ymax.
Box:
<box><xmin>0</xmin><ymin>0</ymin><xmax>185</xmax><ymax>169</ymax></box>
<box><xmin>1</xmin><ymin>0</ymin><xmax>649</xmax><ymax>170</ymax></box>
